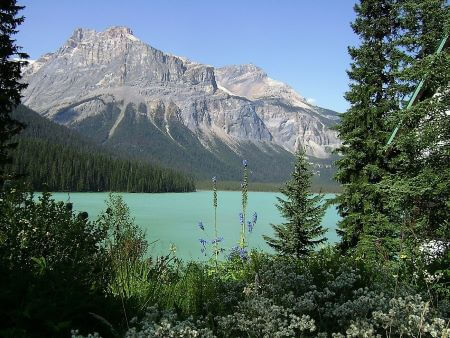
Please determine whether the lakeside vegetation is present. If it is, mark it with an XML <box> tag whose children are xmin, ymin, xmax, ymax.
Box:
<box><xmin>0</xmin><ymin>0</ymin><xmax>448</xmax><ymax>337</ymax></box>
<box><xmin>1</xmin><ymin>184</ymin><xmax>448</xmax><ymax>337</ymax></box>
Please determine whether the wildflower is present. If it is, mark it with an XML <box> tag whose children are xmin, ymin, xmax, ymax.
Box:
<box><xmin>211</xmin><ymin>237</ymin><xmax>224</xmax><ymax>244</ymax></box>
<box><xmin>252</xmin><ymin>211</ymin><xmax>257</xmax><ymax>224</ymax></box>
<box><xmin>247</xmin><ymin>221</ymin><xmax>253</xmax><ymax>233</ymax></box>
<box><xmin>239</xmin><ymin>212</ymin><xmax>244</xmax><ymax>225</ymax></box>
<box><xmin>242</xmin><ymin>159</ymin><xmax>248</xmax><ymax>167</ymax></box>
<box><xmin>228</xmin><ymin>246</ymin><xmax>240</xmax><ymax>259</ymax></box>
<box><xmin>228</xmin><ymin>246</ymin><xmax>248</xmax><ymax>260</ymax></box>
<box><xmin>198</xmin><ymin>221</ymin><xmax>204</xmax><ymax>231</ymax></box>
<box><xmin>239</xmin><ymin>247</ymin><xmax>248</xmax><ymax>260</ymax></box>
<box><xmin>212</xmin><ymin>176</ymin><xmax>216</xmax><ymax>183</ymax></box>
<box><xmin>199</xmin><ymin>238</ymin><xmax>208</xmax><ymax>246</ymax></box>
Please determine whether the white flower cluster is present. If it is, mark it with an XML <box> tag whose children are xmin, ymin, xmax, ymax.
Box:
<box><xmin>71</xmin><ymin>258</ymin><xmax>449</xmax><ymax>337</ymax></box>
<box><xmin>419</xmin><ymin>240</ymin><xmax>448</xmax><ymax>263</ymax></box>
<box><xmin>125</xmin><ymin>307</ymin><xmax>215</xmax><ymax>338</ymax></box>
<box><xmin>217</xmin><ymin>295</ymin><xmax>316</xmax><ymax>337</ymax></box>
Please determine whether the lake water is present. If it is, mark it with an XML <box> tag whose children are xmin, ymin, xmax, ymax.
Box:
<box><xmin>48</xmin><ymin>191</ymin><xmax>340</xmax><ymax>260</ymax></box>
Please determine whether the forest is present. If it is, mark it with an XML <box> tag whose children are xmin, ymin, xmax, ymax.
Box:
<box><xmin>7</xmin><ymin>105</ymin><xmax>195</xmax><ymax>192</ymax></box>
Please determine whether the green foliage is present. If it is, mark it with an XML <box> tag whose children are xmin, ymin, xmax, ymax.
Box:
<box><xmin>0</xmin><ymin>188</ymin><xmax>107</xmax><ymax>275</ymax></box>
<box><xmin>380</xmin><ymin>0</ymin><xmax>450</xmax><ymax>251</ymax></box>
<box><xmin>1</xmin><ymin>187</ymin><xmax>448</xmax><ymax>337</ymax></box>
<box><xmin>334</xmin><ymin>0</ymin><xmax>449</xmax><ymax>261</ymax></box>
<box><xmin>98</xmin><ymin>193</ymin><xmax>152</xmax><ymax>318</ymax></box>
<box><xmin>264</xmin><ymin>150</ymin><xmax>327</xmax><ymax>258</ymax></box>
<box><xmin>78</xmin><ymin>249</ymin><xmax>449</xmax><ymax>337</ymax></box>
<box><xmin>334</xmin><ymin>0</ymin><xmax>408</xmax><ymax>259</ymax></box>
<box><xmin>0</xmin><ymin>186</ymin><xmax>120</xmax><ymax>337</ymax></box>
<box><xmin>8</xmin><ymin>105</ymin><xmax>196</xmax><ymax>193</ymax></box>
<box><xmin>0</xmin><ymin>0</ymin><xmax>28</xmax><ymax>184</ymax></box>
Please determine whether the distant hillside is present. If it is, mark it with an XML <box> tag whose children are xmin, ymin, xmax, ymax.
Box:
<box><xmin>8</xmin><ymin>105</ymin><xmax>195</xmax><ymax>192</ymax></box>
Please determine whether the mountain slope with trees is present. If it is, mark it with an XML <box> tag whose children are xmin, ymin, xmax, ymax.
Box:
<box><xmin>8</xmin><ymin>105</ymin><xmax>195</xmax><ymax>192</ymax></box>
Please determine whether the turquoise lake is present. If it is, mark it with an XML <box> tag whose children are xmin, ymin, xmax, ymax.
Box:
<box><xmin>48</xmin><ymin>191</ymin><xmax>340</xmax><ymax>260</ymax></box>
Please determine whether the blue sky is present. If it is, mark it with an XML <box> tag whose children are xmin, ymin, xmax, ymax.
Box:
<box><xmin>16</xmin><ymin>0</ymin><xmax>358</xmax><ymax>112</ymax></box>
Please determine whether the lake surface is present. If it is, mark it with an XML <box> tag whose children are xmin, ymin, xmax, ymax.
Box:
<box><xmin>48</xmin><ymin>191</ymin><xmax>340</xmax><ymax>260</ymax></box>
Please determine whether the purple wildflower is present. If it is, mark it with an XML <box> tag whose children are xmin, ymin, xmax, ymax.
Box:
<box><xmin>228</xmin><ymin>246</ymin><xmax>248</xmax><ymax>260</ymax></box>
<box><xmin>199</xmin><ymin>238</ymin><xmax>208</xmax><ymax>246</ymax></box>
<box><xmin>239</xmin><ymin>248</ymin><xmax>248</xmax><ymax>260</ymax></box>
<box><xmin>211</xmin><ymin>237</ymin><xmax>224</xmax><ymax>244</ymax></box>
<box><xmin>198</xmin><ymin>221</ymin><xmax>204</xmax><ymax>231</ymax></box>
<box><xmin>252</xmin><ymin>212</ymin><xmax>257</xmax><ymax>224</ymax></box>
<box><xmin>247</xmin><ymin>221</ymin><xmax>253</xmax><ymax>233</ymax></box>
<box><xmin>228</xmin><ymin>246</ymin><xmax>240</xmax><ymax>260</ymax></box>
<box><xmin>242</xmin><ymin>159</ymin><xmax>248</xmax><ymax>167</ymax></box>
<box><xmin>239</xmin><ymin>212</ymin><xmax>244</xmax><ymax>225</ymax></box>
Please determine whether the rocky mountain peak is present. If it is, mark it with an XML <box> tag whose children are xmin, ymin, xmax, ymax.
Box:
<box><xmin>105</xmin><ymin>26</ymin><xmax>134</xmax><ymax>36</ymax></box>
<box><xmin>21</xmin><ymin>26</ymin><xmax>340</xmax><ymax>160</ymax></box>
<box><xmin>63</xmin><ymin>26</ymin><xmax>138</xmax><ymax>50</ymax></box>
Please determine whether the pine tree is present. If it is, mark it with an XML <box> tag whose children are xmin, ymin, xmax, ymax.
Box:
<box><xmin>0</xmin><ymin>0</ymin><xmax>28</xmax><ymax>185</ymax></box>
<box><xmin>334</xmin><ymin>0</ymin><xmax>408</xmax><ymax>258</ymax></box>
<box><xmin>263</xmin><ymin>150</ymin><xmax>327</xmax><ymax>258</ymax></box>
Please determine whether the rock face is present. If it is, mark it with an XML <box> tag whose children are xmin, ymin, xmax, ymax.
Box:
<box><xmin>215</xmin><ymin>65</ymin><xmax>340</xmax><ymax>157</ymax></box>
<box><xmin>21</xmin><ymin>26</ymin><xmax>341</xmax><ymax>181</ymax></box>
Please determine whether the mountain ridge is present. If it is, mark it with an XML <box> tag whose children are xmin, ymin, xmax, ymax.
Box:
<box><xmin>21</xmin><ymin>26</ymin><xmax>340</xmax><ymax>184</ymax></box>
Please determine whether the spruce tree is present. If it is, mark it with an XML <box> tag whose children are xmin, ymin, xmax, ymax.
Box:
<box><xmin>334</xmin><ymin>0</ymin><xmax>408</xmax><ymax>258</ymax></box>
<box><xmin>381</xmin><ymin>0</ymin><xmax>449</xmax><ymax>248</ymax></box>
<box><xmin>263</xmin><ymin>150</ymin><xmax>327</xmax><ymax>258</ymax></box>
<box><xmin>0</xmin><ymin>0</ymin><xmax>28</xmax><ymax>185</ymax></box>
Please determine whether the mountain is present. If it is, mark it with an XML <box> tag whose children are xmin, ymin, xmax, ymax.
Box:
<box><xmin>9</xmin><ymin>105</ymin><xmax>195</xmax><ymax>192</ymax></box>
<box><xmin>215</xmin><ymin>64</ymin><xmax>340</xmax><ymax>158</ymax></box>
<box><xmin>21</xmin><ymin>26</ymin><xmax>340</xmax><ymax>183</ymax></box>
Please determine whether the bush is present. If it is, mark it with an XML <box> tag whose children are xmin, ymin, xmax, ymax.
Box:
<box><xmin>0</xmin><ymin>187</ymin><xmax>117</xmax><ymax>337</ymax></box>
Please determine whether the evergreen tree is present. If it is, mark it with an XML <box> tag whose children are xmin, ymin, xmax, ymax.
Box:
<box><xmin>263</xmin><ymin>150</ymin><xmax>327</xmax><ymax>258</ymax></box>
<box><xmin>334</xmin><ymin>0</ymin><xmax>408</xmax><ymax>258</ymax></box>
<box><xmin>381</xmin><ymin>0</ymin><xmax>449</xmax><ymax>248</ymax></box>
<box><xmin>0</xmin><ymin>0</ymin><xmax>28</xmax><ymax>185</ymax></box>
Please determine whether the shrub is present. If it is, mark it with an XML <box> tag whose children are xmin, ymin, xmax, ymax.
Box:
<box><xmin>0</xmin><ymin>187</ymin><xmax>115</xmax><ymax>337</ymax></box>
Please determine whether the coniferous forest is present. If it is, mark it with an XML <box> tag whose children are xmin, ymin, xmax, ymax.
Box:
<box><xmin>7</xmin><ymin>105</ymin><xmax>195</xmax><ymax>192</ymax></box>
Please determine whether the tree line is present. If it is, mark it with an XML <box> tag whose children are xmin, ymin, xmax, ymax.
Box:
<box><xmin>7</xmin><ymin>106</ymin><xmax>195</xmax><ymax>192</ymax></box>
<box><xmin>8</xmin><ymin>138</ymin><xmax>195</xmax><ymax>192</ymax></box>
